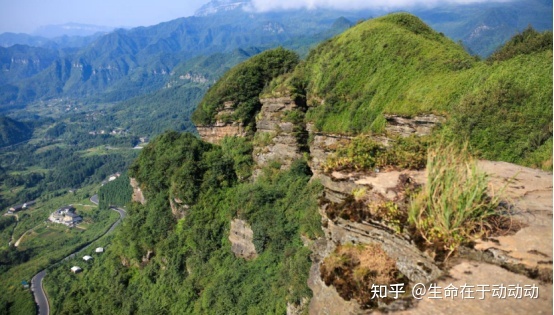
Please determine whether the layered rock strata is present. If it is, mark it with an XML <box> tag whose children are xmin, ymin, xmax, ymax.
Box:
<box><xmin>196</xmin><ymin>101</ymin><xmax>246</xmax><ymax>144</ymax></box>
<box><xmin>252</xmin><ymin>96</ymin><xmax>307</xmax><ymax>174</ymax></box>
<box><xmin>384</xmin><ymin>114</ymin><xmax>446</xmax><ymax>137</ymax></box>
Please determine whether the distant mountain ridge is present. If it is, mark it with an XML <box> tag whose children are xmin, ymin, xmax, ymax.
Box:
<box><xmin>194</xmin><ymin>0</ymin><xmax>250</xmax><ymax>17</ymax></box>
<box><xmin>0</xmin><ymin>0</ymin><xmax>550</xmax><ymax>111</ymax></box>
<box><xmin>33</xmin><ymin>23</ymin><xmax>115</xmax><ymax>38</ymax></box>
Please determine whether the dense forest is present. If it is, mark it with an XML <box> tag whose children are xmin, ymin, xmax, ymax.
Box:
<box><xmin>45</xmin><ymin>132</ymin><xmax>322</xmax><ymax>314</ymax></box>
<box><xmin>0</xmin><ymin>116</ymin><xmax>33</xmax><ymax>147</ymax></box>
<box><xmin>98</xmin><ymin>173</ymin><xmax>132</xmax><ymax>209</ymax></box>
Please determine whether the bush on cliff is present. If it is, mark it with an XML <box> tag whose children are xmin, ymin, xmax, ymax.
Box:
<box><xmin>192</xmin><ymin>47</ymin><xmax>299</xmax><ymax>128</ymax></box>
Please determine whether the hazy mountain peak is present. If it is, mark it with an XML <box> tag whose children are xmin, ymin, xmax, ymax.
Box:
<box><xmin>33</xmin><ymin>23</ymin><xmax>115</xmax><ymax>38</ymax></box>
<box><xmin>194</xmin><ymin>0</ymin><xmax>251</xmax><ymax>16</ymax></box>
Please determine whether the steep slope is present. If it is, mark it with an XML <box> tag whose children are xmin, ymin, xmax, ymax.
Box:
<box><xmin>0</xmin><ymin>45</ymin><xmax>59</xmax><ymax>85</ymax></box>
<box><xmin>192</xmin><ymin>47</ymin><xmax>299</xmax><ymax>141</ymax></box>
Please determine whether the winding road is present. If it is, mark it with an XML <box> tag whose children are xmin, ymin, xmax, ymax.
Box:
<box><xmin>31</xmin><ymin>196</ymin><xmax>125</xmax><ymax>315</ymax></box>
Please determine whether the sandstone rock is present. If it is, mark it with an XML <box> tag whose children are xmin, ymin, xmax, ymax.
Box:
<box><xmin>229</xmin><ymin>219</ymin><xmax>257</xmax><ymax>260</ymax></box>
<box><xmin>196</xmin><ymin>101</ymin><xmax>247</xmax><ymax>144</ymax></box>
<box><xmin>473</xmin><ymin>161</ymin><xmax>553</xmax><ymax>276</ymax></box>
<box><xmin>130</xmin><ymin>177</ymin><xmax>146</xmax><ymax>205</ymax></box>
<box><xmin>384</xmin><ymin>114</ymin><xmax>445</xmax><ymax>137</ymax></box>
<box><xmin>253</xmin><ymin>96</ymin><xmax>307</xmax><ymax>172</ymax></box>
<box><xmin>196</xmin><ymin>122</ymin><xmax>246</xmax><ymax>144</ymax></box>
<box><xmin>308</xmin><ymin>235</ymin><xmax>365</xmax><ymax>315</ymax></box>
<box><xmin>389</xmin><ymin>261</ymin><xmax>553</xmax><ymax>315</ymax></box>
<box><xmin>308</xmin><ymin>131</ymin><xmax>352</xmax><ymax>176</ymax></box>
<box><xmin>325</xmin><ymin>218</ymin><xmax>442</xmax><ymax>284</ymax></box>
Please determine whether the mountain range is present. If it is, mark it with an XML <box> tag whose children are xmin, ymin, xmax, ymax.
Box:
<box><xmin>0</xmin><ymin>0</ymin><xmax>551</xmax><ymax>113</ymax></box>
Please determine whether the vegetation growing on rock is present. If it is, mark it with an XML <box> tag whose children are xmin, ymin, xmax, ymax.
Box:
<box><xmin>46</xmin><ymin>132</ymin><xmax>323</xmax><ymax>314</ymax></box>
<box><xmin>192</xmin><ymin>48</ymin><xmax>299</xmax><ymax>128</ymax></box>
<box><xmin>320</xmin><ymin>243</ymin><xmax>405</xmax><ymax>308</ymax></box>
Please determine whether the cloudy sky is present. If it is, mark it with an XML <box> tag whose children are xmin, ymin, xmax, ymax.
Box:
<box><xmin>249</xmin><ymin>0</ymin><xmax>510</xmax><ymax>11</ymax></box>
<box><xmin>0</xmin><ymin>0</ymin><xmax>510</xmax><ymax>34</ymax></box>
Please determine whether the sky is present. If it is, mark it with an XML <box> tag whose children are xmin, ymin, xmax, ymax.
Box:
<box><xmin>0</xmin><ymin>0</ymin><xmax>207</xmax><ymax>34</ymax></box>
<box><xmin>0</xmin><ymin>0</ymin><xmax>511</xmax><ymax>34</ymax></box>
<box><xmin>249</xmin><ymin>0</ymin><xmax>511</xmax><ymax>12</ymax></box>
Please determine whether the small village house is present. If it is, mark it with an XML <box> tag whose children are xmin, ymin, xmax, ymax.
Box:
<box><xmin>7</xmin><ymin>200</ymin><xmax>36</xmax><ymax>214</ymax></box>
<box><xmin>95</xmin><ymin>247</ymin><xmax>104</xmax><ymax>253</ymax></box>
<box><xmin>49</xmin><ymin>206</ymin><xmax>83</xmax><ymax>227</ymax></box>
<box><xmin>83</xmin><ymin>255</ymin><xmax>93</xmax><ymax>262</ymax></box>
<box><xmin>70</xmin><ymin>266</ymin><xmax>82</xmax><ymax>273</ymax></box>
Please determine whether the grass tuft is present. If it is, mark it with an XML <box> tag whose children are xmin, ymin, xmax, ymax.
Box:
<box><xmin>408</xmin><ymin>143</ymin><xmax>501</xmax><ymax>258</ymax></box>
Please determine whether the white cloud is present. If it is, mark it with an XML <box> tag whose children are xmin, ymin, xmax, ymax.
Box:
<box><xmin>249</xmin><ymin>0</ymin><xmax>511</xmax><ymax>12</ymax></box>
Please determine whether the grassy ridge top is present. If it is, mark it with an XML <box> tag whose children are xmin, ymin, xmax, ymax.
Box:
<box><xmin>266</xmin><ymin>13</ymin><xmax>480</xmax><ymax>133</ymax></box>
<box><xmin>290</xmin><ymin>13</ymin><xmax>552</xmax><ymax>129</ymax></box>
<box><xmin>280</xmin><ymin>13</ymin><xmax>552</xmax><ymax>168</ymax></box>
<box><xmin>193</xmin><ymin>12</ymin><xmax>552</xmax><ymax>168</ymax></box>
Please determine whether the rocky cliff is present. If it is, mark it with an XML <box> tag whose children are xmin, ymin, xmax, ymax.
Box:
<box><xmin>196</xmin><ymin>101</ymin><xmax>247</xmax><ymax>144</ymax></box>
<box><xmin>188</xmin><ymin>42</ymin><xmax>552</xmax><ymax>310</ymax></box>
<box><xmin>229</xmin><ymin>219</ymin><xmax>258</xmax><ymax>260</ymax></box>
<box><xmin>301</xmin><ymin>113</ymin><xmax>552</xmax><ymax>314</ymax></box>
<box><xmin>194</xmin><ymin>89</ymin><xmax>552</xmax><ymax>313</ymax></box>
<box><xmin>252</xmin><ymin>96</ymin><xmax>307</xmax><ymax>175</ymax></box>
<box><xmin>130</xmin><ymin>177</ymin><xmax>146</xmax><ymax>205</ymax></box>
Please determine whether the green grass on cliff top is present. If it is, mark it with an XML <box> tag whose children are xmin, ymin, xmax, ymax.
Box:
<box><xmin>286</xmin><ymin>13</ymin><xmax>551</xmax><ymax>131</ymax></box>
<box><xmin>271</xmin><ymin>13</ymin><xmax>552</xmax><ymax>168</ymax></box>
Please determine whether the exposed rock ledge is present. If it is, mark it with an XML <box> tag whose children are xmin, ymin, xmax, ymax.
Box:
<box><xmin>253</xmin><ymin>96</ymin><xmax>307</xmax><ymax>174</ymax></box>
<box><xmin>197</xmin><ymin>101</ymin><xmax>247</xmax><ymax>144</ymax></box>
<box><xmin>229</xmin><ymin>219</ymin><xmax>257</xmax><ymax>260</ymax></box>
<box><xmin>384</xmin><ymin>114</ymin><xmax>446</xmax><ymax>137</ymax></box>
<box><xmin>308</xmin><ymin>161</ymin><xmax>553</xmax><ymax>314</ymax></box>
<box><xmin>130</xmin><ymin>177</ymin><xmax>146</xmax><ymax>205</ymax></box>
<box><xmin>196</xmin><ymin>122</ymin><xmax>246</xmax><ymax>144</ymax></box>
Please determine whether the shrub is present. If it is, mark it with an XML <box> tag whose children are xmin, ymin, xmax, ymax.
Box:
<box><xmin>408</xmin><ymin>143</ymin><xmax>501</xmax><ymax>258</ymax></box>
<box><xmin>324</xmin><ymin>135</ymin><xmax>429</xmax><ymax>172</ymax></box>
<box><xmin>488</xmin><ymin>27</ymin><xmax>553</xmax><ymax>62</ymax></box>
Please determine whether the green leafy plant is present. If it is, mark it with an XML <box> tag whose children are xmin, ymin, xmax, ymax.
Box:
<box><xmin>324</xmin><ymin>135</ymin><xmax>429</xmax><ymax>172</ymax></box>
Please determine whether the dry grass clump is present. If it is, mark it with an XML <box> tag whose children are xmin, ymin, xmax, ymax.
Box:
<box><xmin>408</xmin><ymin>143</ymin><xmax>501</xmax><ymax>259</ymax></box>
<box><xmin>320</xmin><ymin>243</ymin><xmax>404</xmax><ymax>308</ymax></box>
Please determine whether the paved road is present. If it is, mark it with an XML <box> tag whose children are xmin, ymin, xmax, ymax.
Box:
<box><xmin>31</xmin><ymin>270</ymin><xmax>49</xmax><ymax>315</ymax></box>
<box><xmin>90</xmin><ymin>194</ymin><xmax>99</xmax><ymax>205</ymax></box>
<box><xmin>31</xmin><ymin>207</ymin><xmax>125</xmax><ymax>315</ymax></box>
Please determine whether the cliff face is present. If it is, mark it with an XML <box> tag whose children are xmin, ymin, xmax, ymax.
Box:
<box><xmin>252</xmin><ymin>96</ymin><xmax>307</xmax><ymax>175</ymax></box>
<box><xmin>196</xmin><ymin>101</ymin><xmax>246</xmax><ymax>144</ymax></box>
<box><xmin>229</xmin><ymin>219</ymin><xmax>258</xmax><ymax>260</ymax></box>
<box><xmin>130</xmin><ymin>177</ymin><xmax>146</xmax><ymax>205</ymax></box>
<box><xmin>169</xmin><ymin>197</ymin><xmax>189</xmax><ymax>220</ymax></box>
<box><xmin>192</xmin><ymin>83</ymin><xmax>552</xmax><ymax>314</ymax></box>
